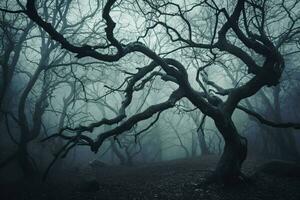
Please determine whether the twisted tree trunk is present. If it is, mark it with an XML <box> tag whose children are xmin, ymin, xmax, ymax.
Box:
<box><xmin>213</xmin><ymin>117</ymin><xmax>247</xmax><ymax>182</ymax></box>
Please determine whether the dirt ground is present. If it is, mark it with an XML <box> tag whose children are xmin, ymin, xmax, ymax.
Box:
<box><xmin>1</xmin><ymin>155</ymin><xmax>300</xmax><ymax>200</ymax></box>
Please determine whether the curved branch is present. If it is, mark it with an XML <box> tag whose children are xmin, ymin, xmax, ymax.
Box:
<box><xmin>237</xmin><ymin>105</ymin><xmax>300</xmax><ymax>129</ymax></box>
<box><xmin>25</xmin><ymin>0</ymin><xmax>125</xmax><ymax>61</ymax></box>
<box><xmin>91</xmin><ymin>89</ymin><xmax>184</xmax><ymax>152</ymax></box>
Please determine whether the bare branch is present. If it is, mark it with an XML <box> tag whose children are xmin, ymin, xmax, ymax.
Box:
<box><xmin>237</xmin><ymin>105</ymin><xmax>300</xmax><ymax>129</ymax></box>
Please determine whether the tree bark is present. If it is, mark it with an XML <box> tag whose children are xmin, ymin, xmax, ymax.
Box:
<box><xmin>213</xmin><ymin>117</ymin><xmax>247</xmax><ymax>182</ymax></box>
<box><xmin>17</xmin><ymin>141</ymin><xmax>36</xmax><ymax>179</ymax></box>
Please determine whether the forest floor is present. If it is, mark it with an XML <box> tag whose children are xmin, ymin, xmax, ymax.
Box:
<box><xmin>1</xmin><ymin>155</ymin><xmax>300</xmax><ymax>200</ymax></box>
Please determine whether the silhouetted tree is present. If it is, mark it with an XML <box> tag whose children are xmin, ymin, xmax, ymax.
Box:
<box><xmin>2</xmin><ymin>0</ymin><xmax>300</xmax><ymax>183</ymax></box>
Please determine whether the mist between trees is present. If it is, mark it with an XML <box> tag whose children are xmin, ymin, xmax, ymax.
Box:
<box><xmin>0</xmin><ymin>0</ymin><xmax>300</xmax><ymax>184</ymax></box>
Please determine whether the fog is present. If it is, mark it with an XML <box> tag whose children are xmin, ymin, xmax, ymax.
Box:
<box><xmin>1</xmin><ymin>0</ymin><xmax>300</xmax><ymax>199</ymax></box>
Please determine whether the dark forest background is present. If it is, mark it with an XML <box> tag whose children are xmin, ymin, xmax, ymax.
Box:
<box><xmin>0</xmin><ymin>0</ymin><xmax>300</xmax><ymax>199</ymax></box>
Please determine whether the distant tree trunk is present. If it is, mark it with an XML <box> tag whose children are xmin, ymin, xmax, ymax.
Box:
<box><xmin>284</xmin><ymin>130</ymin><xmax>300</xmax><ymax>160</ymax></box>
<box><xmin>182</xmin><ymin>145</ymin><xmax>190</xmax><ymax>158</ymax></box>
<box><xmin>124</xmin><ymin>147</ymin><xmax>134</xmax><ymax>166</ymax></box>
<box><xmin>51</xmin><ymin>83</ymin><xmax>75</xmax><ymax>171</ymax></box>
<box><xmin>274</xmin><ymin>129</ymin><xmax>300</xmax><ymax>160</ymax></box>
<box><xmin>155</xmin><ymin>131</ymin><xmax>163</xmax><ymax>161</ymax></box>
<box><xmin>153</xmin><ymin>124</ymin><xmax>163</xmax><ymax>161</ymax></box>
<box><xmin>0</xmin><ymin>21</ymin><xmax>33</xmax><ymax>123</ymax></box>
<box><xmin>213</xmin><ymin>117</ymin><xmax>247</xmax><ymax>181</ymax></box>
<box><xmin>191</xmin><ymin>132</ymin><xmax>197</xmax><ymax>157</ymax></box>
<box><xmin>176</xmin><ymin>135</ymin><xmax>190</xmax><ymax>158</ymax></box>
<box><xmin>17</xmin><ymin>137</ymin><xmax>36</xmax><ymax>179</ymax></box>
<box><xmin>167</xmin><ymin>119</ymin><xmax>190</xmax><ymax>158</ymax></box>
<box><xmin>110</xmin><ymin>138</ymin><xmax>126</xmax><ymax>165</ymax></box>
<box><xmin>0</xmin><ymin>42</ymin><xmax>14</xmax><ymax>114</ymax></box>
<box><xmin>273</xmin><ymin>86</ymin><xmax>300</xmax><ymax>160</ymax></box>
<box><xmin>197</xmin><ymin>129</ymin><xmax>210</xmax><ymax>156</ymax></box>
<box><xmin>189</xmin><ymin>112</ymin><xmax>210</xmax><ymax>156</ymax></box>
<box><xmin>259</xmin><ymin>127</ymin><xmax>273</xmax><ymax>158</ymax></box>
<box><xmin>243</xmin><ymin>88</ymin><xmax>299</xmax><ymax>160</ymax></box>
<box><xmin>16</xmin><ymin>69</ymin><xmax>42</xmax><ymax>178</ymax></box>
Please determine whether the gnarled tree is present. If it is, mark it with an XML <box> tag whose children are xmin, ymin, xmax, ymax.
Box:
<box><xmin>3</xmin><ymin>0</ymin><xmax>300</xmax><ymax>182</ymax></box>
